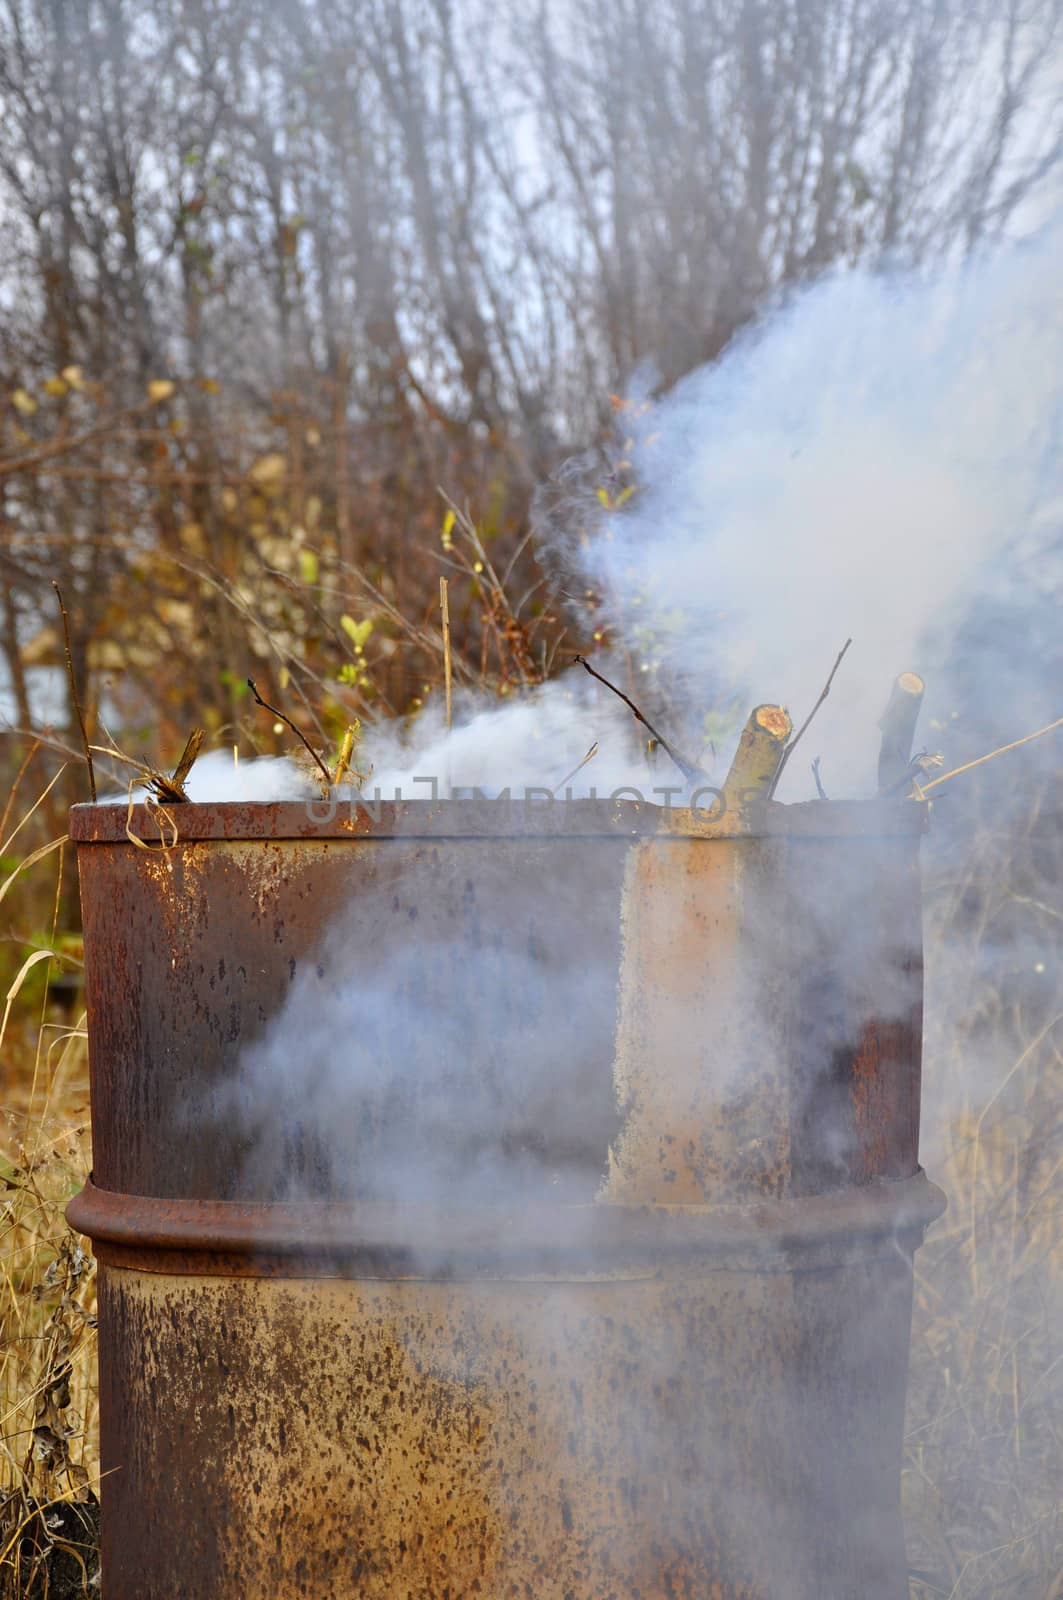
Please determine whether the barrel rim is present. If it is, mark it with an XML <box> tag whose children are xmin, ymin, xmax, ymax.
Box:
<box><xmin>68</xmin><ymin>1171</ymin><xmax>946</xmax><ymax>1279</ymax></box>
<box><xmin>69</xmin><ymin>796</ymin><xmax>929</xmax><ymax>844</ymax></box>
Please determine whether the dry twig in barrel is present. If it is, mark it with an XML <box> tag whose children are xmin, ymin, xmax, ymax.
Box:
<box><xmin>768</xmin><ymin>637</ymin><xmax>851</xmax><ymax>798</ymax></box>
<box><xmin>89</xmin><ymin>740</ymin><xmax>194</xmax><ymax>803</ymax></box>
<box><xmin>332</xmin><ymin>725</ymin><xmax>356</xmax><ymax>786</ymax></box>
<box><xmin>331</xmin><ymin>724</ymin><xmax>370</xmax><ymax>788</ymax></box>
<box><xmin>247</xmin><ymin>678</ymin><xmax>332</xmax><ymax>788</ymax></box>
<box><xmin>573</xmin><ymin>655</ymin><xmax>702</xmax><ymax>784</ymax></box>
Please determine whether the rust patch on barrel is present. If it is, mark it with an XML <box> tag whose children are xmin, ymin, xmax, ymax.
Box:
<box><xmin>95</xmin><ymin>1252</ymin><xmax>927</xmax><ymax>1599</ymax></box>
<box><xmin>607</xmin><ymin>837</ymin><xmax>792</xmax><ymax>1204</ymax></box>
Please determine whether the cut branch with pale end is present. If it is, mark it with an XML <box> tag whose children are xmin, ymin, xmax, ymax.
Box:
<box><xmin>878</xmin><ymin>672</ymin><xmax>925</xmax><ymax>793</ymax></box>
<box><xmin>724</xmin><ymin>705</ymin><xmax>793</xmax><ymax>808</ymax></box>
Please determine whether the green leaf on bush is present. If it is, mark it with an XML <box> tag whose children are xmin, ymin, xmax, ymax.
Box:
<box><xmin>340</xmin><ymin>615</ymin><xmax>373</xmax><ymax>652</ymax></box>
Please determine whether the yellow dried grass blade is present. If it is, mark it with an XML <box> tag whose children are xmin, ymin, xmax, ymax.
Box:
<box><xmin>0</xmin><ymin>949</ymin><xmax>58</xmax><ymax>1058</ymax></box>
<box><xmin>0</xmin><ymin>837</ymin><xmax>65</xmax><ymax>914</ymax></box>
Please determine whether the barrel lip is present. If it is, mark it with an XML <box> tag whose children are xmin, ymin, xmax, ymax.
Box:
<box><xmin>68</xmin><ymin>1171</ymin><xmax>946</xmax><ymax>1277</ymax></box>
<box><xmin>68</xmin><ymin>796</ymin><xmax>929</xmax><ymax>844</ymax></box>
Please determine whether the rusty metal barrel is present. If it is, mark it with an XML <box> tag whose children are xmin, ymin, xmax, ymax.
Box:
<box><xmin>67</xmin><ymin>796</ymin><xmax>944</xmax><ymax>1599</ymax></box>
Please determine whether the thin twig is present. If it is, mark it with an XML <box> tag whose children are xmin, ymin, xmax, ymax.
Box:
<box><xmin>88</xmin><ymin>719</ymin><xmax>204</xmax><ymax>802</ymax></box>
<box><xmin>440</xmin><ymin>577</ymin><xmax>453</xmax><ymax>731</ymax></box>
<box><xmin>552</xmin><ymin>742</ymin><xmax>599</xmax><ymax>795</ymax></box>
<box><xmin>573</xmin><ymin>656</ymin><xmax>702</xmax><ymax>784</ymax></box>
<box><xmin>915</xmin><ymin>715</ymin><xmax>1063</xmax><ymax>797</ymax></box>
<box><xmin>0</xmin><ymin>725</ymin><xmax>126</xmax><ymax>787</ymax></box>
<box><xmin>88</xmin><ymin>744</ymin><xmax>158</xmax><ymax>782</ymax></box>
<box><xmin>87</xmin><ymin>742</ymin><xmax>183</xmax><ymax>802</ymax></box>
<box><xmin>0</xmin><ymin>739</ymin><xmax>42</xmax><ymax>844</ymax></box>
<box><xmin>51</xmin><ymin>583</ymin><xmax>95</xmax><ymax>802</ymax></box>
<box><xmin>768</xmin><ymin>637</ymin><xmax>852</xmax><ymax>798</ymax></box>
<box><xmin>246</xmin><ymin>678</ymin><xmax>332</xmax><ymax>788</ymax></box>
<box><xmin>811</xmin><ymin>757</ymin><xmax>828</xmax><ymax>800</ymax></box>
<box><xmin>0</xmin><ymin>396</ymin><xmax>159</xmax><ymax>480</ymax></box>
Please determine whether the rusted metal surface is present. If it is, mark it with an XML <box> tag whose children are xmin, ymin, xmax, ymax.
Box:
<box><xmin>68</xmin><ymin>798</ymin><xmax>942</xmax><ymax>1598</ymax></box>
<box><xmin>69</xmin><ymin>1168</ymin><xmax>944</xmax><ymax>1277</ymax></box>
<box><xmin>72</xmin><ymin>800</ymin><xmax>928</xmax><ymax>1204</ymax></box>
<box><xmin>606</xmin><ymin>830</ymin><xmax>926</xmax><ymax>1206</ymax></box>
<box><xmin>76</xmin><ymin>829</ymin><xmax>629</xmax><ymax>1201</ymax></box>
<box><xmin>94</xmin><ymin>1249</ymin><xmax>929</xmax><ymax>1599</ymax></box>
<box><xmin>68</xmin><ymin>795</ymin><xmax>929</xmax><ymax>844</ymax></box>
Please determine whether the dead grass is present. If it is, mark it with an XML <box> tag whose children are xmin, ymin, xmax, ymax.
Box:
<box><xmin>905</xmin><ymin>1102</ymin><xmax>1063</xmax><ymax>1597</ymax></box>
<box><xmin>0</xmin><ymin>828</ymin><xmax>98</xmax><ymax>1599</ymax></box>
<box><xmin>905</xmin><ymin>789</ymin><xmax>1063</xmax><ymax>1598</ymax></box>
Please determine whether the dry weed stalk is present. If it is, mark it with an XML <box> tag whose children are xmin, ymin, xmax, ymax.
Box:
<box><xmin>904</xmin><ymin>777</ymin><xmax>1063</xmax><ymax>1597</ymax></box>
<box><xmin>50</xmin><ymin>585</ymin><xmax>95</xmax><ymax>805</ymax></box>
<box><xmin>437</xmin><ymin>493</ymin><xmax>553</xmax><ymax>690</ymax></box>
<box><xmin>439</xmin><ymin>577</ymin><xmax>453</xmax><ymax>731</ymax></box>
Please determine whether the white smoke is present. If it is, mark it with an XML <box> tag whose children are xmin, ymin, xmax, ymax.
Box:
<box><xmin>159</xmin><ymin>228</ymin><xmax>1062</xmax><ymax>810</ymax></box>
<box><xmin>539</xmin><ymin>227</ymin><xmax>1062</xmax><ymax>799</ymax></box>
<box><xmin>361</xmin><ymin>682</ymin><xmax>660</xmax><ymax>799</ymax></box>
<box><xmin>181</xmin><ymin>749</ymin><xmax>321</xmax><ymax>803</ymax></box>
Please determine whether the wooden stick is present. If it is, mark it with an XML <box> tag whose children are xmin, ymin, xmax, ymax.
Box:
<box><xmin>723</xmin><ymin>704</ymin><xmax>793</xmax><ymax>808</ymax></box>
<box><xmin>171</xmin><ymin>728</ymin><xmax>206</xmax><ymax>790</ymax></box>
<box><xmin>768</xmin><ymin>637</ymin><xmax>851</xmax><ymax>798</ymax></box>
<box><xmin>915</xmin><ymin>714</ymin><xmax>1063</xmax><ymax>797</ymax></box>
<box><xmin>247</xmin><ymin>678</ymin><xmax>332</xmax><ymax>788</ymax></box>
<box><xmin>440</xmin><ymin>577</ymin><xmax>453</xmax><ymax>731</ymax></box>
<box><xmin>52</xmin><ymin>582</ymin><xmax>95</xmax><ymax>802</ymax></box>
<box><xmin>877</xmin><ymin>672</ymin><xmax>925</xmax><ymax>793</ymax></box>
<box><xmin>130</xmin><ymin>725</ymin><xmax>205</xmax><ymax>804</ymax></box>
<box><xmin>573</xmin><ymin>655</ymin><xmax>702</xmax><ymax>784</ymax></box>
